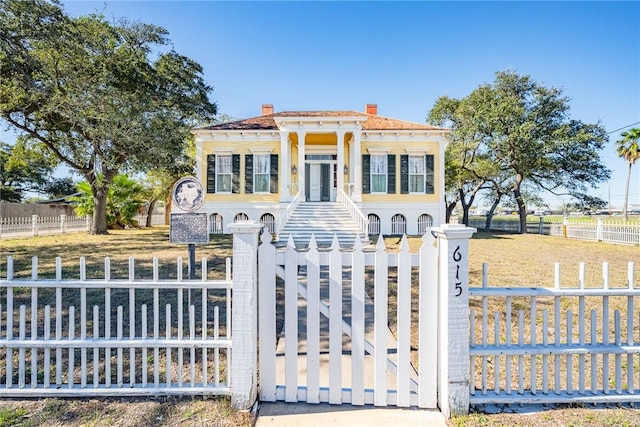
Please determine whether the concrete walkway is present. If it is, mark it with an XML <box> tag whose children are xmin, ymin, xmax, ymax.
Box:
<box><xmin>255</xmin><ymin>401</ymin><xmax>447</xmax><ymax>426</ymax></box>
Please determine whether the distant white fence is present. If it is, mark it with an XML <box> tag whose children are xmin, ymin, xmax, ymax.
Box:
<box><xmin>550</xmin><ymin>218</ymin><xmax>640</xmax><ymax>245</ymax></box>
<box><xmin>0</xmin><ymin>215</ymin><xmax>90</xmax><ymax>238</ymax></box>
<box><xmin>1</xmin><ymin>214</ymin><xmax>166</xmax><ymax>239</ymax></box>
<box><xmin>469</xmin><ymin>216</ymin><xmax>640</xmax><ymax>246</ymax></box>
<box><xmin>469</xmin><ymin>261</ymin><xmax>640</xmax><ymax>405</ymax></box>
<box><xmin>133</xmin><ymin>214</ymin><xmax>166</xmax><ymax>227</ymax></box>
<box><xmin>0</xmin><ymin>255</ymin><xmax>232</xmax><ymax>397</ymax></box>
<box><xmin>468</xmin><ymin>216</ymin><xmax>559</xmax><ymax>235</ymax></box>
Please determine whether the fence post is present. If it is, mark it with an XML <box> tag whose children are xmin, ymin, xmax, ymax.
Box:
<box><xmin>60</xmin><ymin>214</ymin><xmax>67</xmax><ymax>233</ymax></box>
<box><xmin>539</xmin><ymin>216</ymin><xmax>544</xmax><ymax>234</ymax></box>
<box><xmin>596</xmin><ymin>218</ymin><xmax>603</xmax><ymax>242</ymax></box>
<box><xmin>229</xmin><ymin>221</ymin><xmax>263</xmax><ymax>410</ymax></box>
<box><xmin>431</xmin><ymin>224</ymin><xmax>476</xmax><ymax>418</ymax></box>
<box><xmin>32</xmin><ymin>215</ymin><xmax>38</xmax><ymax>236</ymax></box>
<box><xmin>563</xmin><ymin>216</ymin><xmax>568</xmax><ymax>238</ymax></box>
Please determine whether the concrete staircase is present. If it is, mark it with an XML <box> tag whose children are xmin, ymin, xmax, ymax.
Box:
<box><xmin>278</xmin><ymin>202</ymin><xmax>369</xmax><ymax>249</ymax></box>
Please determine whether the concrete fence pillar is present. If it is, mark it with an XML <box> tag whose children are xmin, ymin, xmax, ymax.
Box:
<box><xmin>596</xmin><ymin>218</ymin><xmax>603</xmax><ymax>242</ymax></box>
<box><xmin>229</xmin><ymin>221</ymin><xmax>263</xmax><ymax>410</ymax></box>
<box><xmin>539</xmin><ymin>216</ymin><xmax>544</xmax><ymax>235</ymax></box>
<box><xmin>431</xmin><ymin>224</ymin><xmax>476</xmax><ymax>418</ymax></box>
<box><xmin>32</xmin><ymin>215</ymin><xmax>38</xmax><ymax>236</ymax></box>
<box><xmin>61</xmin><ymin>214</ymin><xmax>67</xmax><ymax>233</ymax></box>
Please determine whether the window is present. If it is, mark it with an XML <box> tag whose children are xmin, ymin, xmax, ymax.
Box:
<box><xmin>254</xmin><ymin>155</ymin><xmax>270</xmax><ymax>193</ymax></box>
<box><xmin>418</xmin><ymin>214</ymin><xmax>433</xmax><ymax>234</ymax></box>
<box><xmin>371</xmin><ymin>155</ymin><xmax>387</xmax><ymax>193</ymax></box>
<box><xmin>216</xmin><ymin>155</ymin><xmax>233</xmax><ymax>193</ymax></box>
<box><xmin>234</xmin><ymin>213</ymin><xmax>249</xmax><ymax>222</ymax></box>
<box><xmin>391</xmin><ymin>214</ymin><xmax>407</xmax><ymax>235</ymax></box>
<box><xmin>409</xmin><ymin>155</ymin><xmax>425</xmax><ymax>193</ymax></box>
<box><xmin>210</xmin><ymin>213</ymin><xmax>223</xmax><ymax>234</ymax></box>
<box><xmin>368</xmin><ymin>214</ymin><xmax>380</xmax><ymax>235</ymax></box>
<box><xmin>260</xmin><ymin>213</ymin><xmax>276</xmax><ymax>234</ymax></box>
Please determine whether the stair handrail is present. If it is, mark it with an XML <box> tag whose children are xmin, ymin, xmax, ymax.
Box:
<box><xmin>276</xmin><ymin>191</ymin><xmax>302</xmax><ymax>235</ymax></box>
<box><xmin>337</xmin><ymin>189</ymin><xmax>369</xmax><ymax>235</ymax></box>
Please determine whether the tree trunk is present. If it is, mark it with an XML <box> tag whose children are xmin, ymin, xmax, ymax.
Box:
<box><xmin>460</xmin><ymin>189</ymin><xmax>475</xmax><ymax>226</ymax></box>
<box><xmin>485</xmin><ymin>195</ymin><xmax>502</xmax><ymax>232</ymax></box>
<box><xmin>165</xmin><ymin>193</ymin><xmax>172</xmax><ymax>225</ymax></box>
<box><xmin>623</xmin><ymin>161</ymin><xmax>631</xmax><ymax>221</ymax></box>
<box><xmin>513</xmin><ymin>182</ymin><xmax>527</xmax><ymax>234</ymax></box>
<box><xmin>145</xmin><ymin>199</ymin><xmax>157</xmax><ymax>228</ymax></box>
<box><xmin>445</xmin><ymin>201</ymin><xmax>457</xmax><ymax>223</ymax></box>
<box><xmin>91</xmin><ymin>186</ymin><xmax>109</xmax><ymax>234</ymax></box>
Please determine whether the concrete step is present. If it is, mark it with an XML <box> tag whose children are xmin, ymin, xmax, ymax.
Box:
<box><xmin>278</xmin><ymin>202</ymin><xmax>369</xmax><ymax>249</ymax></box>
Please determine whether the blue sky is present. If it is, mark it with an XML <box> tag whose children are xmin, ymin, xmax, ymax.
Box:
<box><xmin>12</xmin><ymin>1</ymin><xmax>640</xmax><ymax>208</ymax></box>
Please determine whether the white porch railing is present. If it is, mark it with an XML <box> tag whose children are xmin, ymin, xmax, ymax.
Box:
<box><xmin>337</xmin><ymin>189</ymin><xmax>369</xmax><ymax>235</ymax></box>
<box><xmin>275</xmin><ymin>191</ymin><xmax>301</xmax><ymax>235</ymax></box>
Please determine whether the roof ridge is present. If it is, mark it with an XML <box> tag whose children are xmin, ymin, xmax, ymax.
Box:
<box><xmin>195</xmin><ymin>109</ymin><xmax>448</xmax><ymax>131</ymax></box>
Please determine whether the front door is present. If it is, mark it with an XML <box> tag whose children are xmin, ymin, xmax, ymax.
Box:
<box><xmin>306</xmin><ymin>163</ymin><xmax>332</xmax><ymax>202</ymax></box>
<box><xmin>309</xmin><ymin>164</ymin><xmax>321</xmax><ymax>202</ymax></box>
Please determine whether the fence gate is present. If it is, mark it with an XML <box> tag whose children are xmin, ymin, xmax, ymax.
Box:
<box><xmin>258</xmin><ymin>231</ymin><xmax>439</xmax><ymax>408</ymax></box>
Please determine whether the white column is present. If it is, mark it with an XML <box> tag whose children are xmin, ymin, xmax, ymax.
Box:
<box><xmin>336</xmin><ymin>130</ymin><xmax>345</xmax><ymax>194</ymax></box>
<box><xmin>352</xmin><ymin>127</ymin><xmax>362</xmax><ymax>202</ymax></box>
<box><xmin>229</xmin><ymin>221</ymin><xmax>262</xmax><ymax>410</ymax></box>
<box><xmin>348</xmin><ymin>136</ymin><xmax>354</xmax><ymax>196</ymax></box>
<box><xmin>297</xmin><ymin>130</ymin><xmax>306</xmax><ymax>201</ymax></box>
<box><xmin>432</xmin><ymin>224</ymin><xmax>476</xmax><ymax>418</ymax></box>
<box><xmin>280</xmin><ymin>131</ymin><xmax>290</xmax><ymax>202</ymax></box>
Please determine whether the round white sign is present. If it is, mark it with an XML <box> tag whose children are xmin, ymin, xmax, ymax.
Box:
<box><xmin>173</xmin><ymin>177</ymin><xmax>204</xmax><ymax>212</ymax></box>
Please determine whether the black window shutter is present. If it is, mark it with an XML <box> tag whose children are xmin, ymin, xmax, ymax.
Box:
<box><xmin>270</xmin><ymin>154</ymin><xmax>278</xmax><ymax>193</ymax></box>
<box><xmin>245</xmin><ymin>154</ymin><xmax>253</xmax><ymax>194</ymax></box>
<box><xmin>400</xmin><ymin>155</ymin><xmax>409</xmax><ymax>194</ymax></box>
<box><xmin>232</xmin><ymin>154</ymin><xmax>240</xmax><ymax>194</ymax></box>
<box><xmin>362</xmin><ymin>155</ymin><xmax>371</xmax><ymax>194</ymax></box>
<box><xmin>387</xmin><ymin>154</ymin><xmax>396</xmax><ymax>194</ymax></box>
<box><xmin>425</xmin><ymin>154</ymin><xmax>435</xmax><ymax>194</ymax></box>
<box><xmin>206</xmin><ymin>154</ymin><xmax>216</xmax><ymax>193</ymax></box>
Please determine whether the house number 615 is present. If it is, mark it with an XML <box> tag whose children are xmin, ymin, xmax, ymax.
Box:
<box><xmin>453</xmin><ymin>246</ymin><xmax>462</xmax><ymax>297</ymax></box>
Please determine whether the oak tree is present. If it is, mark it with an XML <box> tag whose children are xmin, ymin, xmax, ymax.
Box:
<box><xmin>429</xmin><ymin>71</ymin><xmax>610</xmax><ymax>232</ymax></box>
<box><xmin>0</xmin><ymin>0</ymin><xmax>217</xmax><ymax>233</ymax></box>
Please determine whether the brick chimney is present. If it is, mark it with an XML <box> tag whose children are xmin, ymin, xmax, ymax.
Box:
<box><xmin>365</xmin><ymin>104</ymin><xmax>378</xmax><ymax>115</ymax></box>
<box><xmin>261</xmin><ymin>104</ymin><xmax>274</xmax><ymax>116</ymax></box>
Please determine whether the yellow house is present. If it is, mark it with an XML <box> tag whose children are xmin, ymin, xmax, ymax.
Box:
<box><xmin>191</xmin><ymin>104</ymin><xmax>448</xmax><ymax>244</ymax></box>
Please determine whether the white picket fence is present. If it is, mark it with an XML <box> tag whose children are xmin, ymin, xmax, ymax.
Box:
<box><xmin>468</xmin><ymin>217</ymin><xmax>560</xmax><ymax>235</ymax></box>
<box><xmin>1</xmin><ymin>214</ymin><xmax>166</xmax><ymax>239</ymax></box>
<box><xmin>469</xmin><ymin>261</ymin><xmax>640</xmax><ymax>404</ymax></box>
<box><xmin>0</xmin><ymin>255</ymin><xmax>232</xmax><ymax>396</ymax></box>
<box><xmin>133</xmin><ymin>213</ymin><xmax>166</xmax><ymax>227</ymax></box>
<box><xmin>258</xmin><ymin>232</ymin><xmax>439</xmax><ymax>408</ymax></box>
<box><xmin>0</xmin><ymin>215</ymin><xmax>90</xmax><ymax>238</ymax></box>
<box><xmin>549</xmin><ymin>218</ymin><xmax>640</xmax><ymax>245</ymax></box>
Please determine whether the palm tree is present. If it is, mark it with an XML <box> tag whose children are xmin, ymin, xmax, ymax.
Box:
<box><xmin>616</xmin><ymin>128</ymin><xmax>640</xmax><ymax>221</ymax></box>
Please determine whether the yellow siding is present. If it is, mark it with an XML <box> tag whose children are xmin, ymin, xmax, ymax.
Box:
<box><xmin>201</xmin><ymin>140</ymin><xmax>281</xmax><ymax>202</ymax></box>
<box><xmin>199</xmin><ymin>134</ymin><xmax>441</xmax><ymax>203</ymax></box>
<box><xmin>360</xmin><ymin>140</ymin><xmax>441</xmax><ymax>203</ymax></box>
